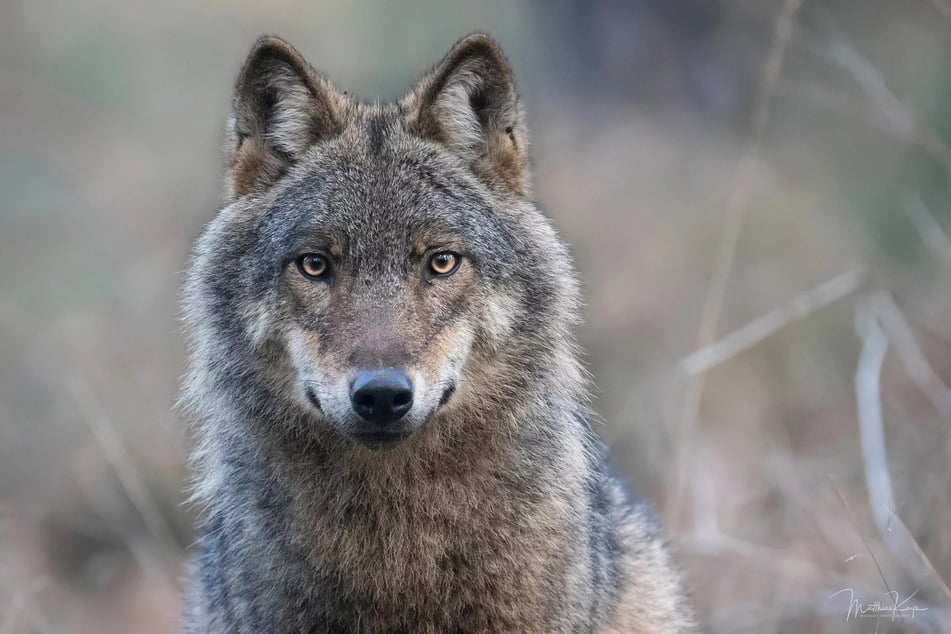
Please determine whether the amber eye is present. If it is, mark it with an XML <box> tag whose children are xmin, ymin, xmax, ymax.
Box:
<box><xmin>297</xmin><ymin>253</ymin><xmax>330</xmax><ymax>279</ymax></box>
<box><xmin>428</xmin><ymin>251</ymin><xmax>460</xmax><ymax>277</ymax></box>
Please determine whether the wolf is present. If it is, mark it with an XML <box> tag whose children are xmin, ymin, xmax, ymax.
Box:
<box><xmin>180</xmin><ymin>33</ymin><xmax>694</xmax><ymax>632</ymax></box>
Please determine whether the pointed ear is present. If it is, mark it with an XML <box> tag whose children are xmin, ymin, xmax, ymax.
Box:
<box><xmin>407</xmin><ymin>34</ymin><xmax>531</xmax><ymax>197</ymax></box>
<box><xmin>225</xmin><ymin>36</ymin><xmax>345</xmax><ymax>200</ymax></box>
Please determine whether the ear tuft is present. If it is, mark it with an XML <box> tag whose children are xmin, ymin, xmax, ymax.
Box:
<box><xmin>407</xmin><ymin>34</ymin><xmax>531</xmax><ymax>197</ymax></box>
<box><xmin>225</xmin><ymin>36</ymin><xmax>344</xmax><ymax>200</ymax></box>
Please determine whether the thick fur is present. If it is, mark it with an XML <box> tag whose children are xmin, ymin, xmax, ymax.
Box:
<box><xmin>181</xmin><ymin>34</ymin><xmax>694</xmax><ymax>632</ymax></box>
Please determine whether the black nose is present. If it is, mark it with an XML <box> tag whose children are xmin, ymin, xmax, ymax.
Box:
<box><xmin>350</xmin><ymin>369</ymin><xmax>413</xmax><ymax>426</ymax></box>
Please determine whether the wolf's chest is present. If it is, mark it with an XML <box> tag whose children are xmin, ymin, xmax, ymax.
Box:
<box><xmin>287</xmin><ymin>478</ymin><xmax>578</xmax><ymax>631</ymax></box>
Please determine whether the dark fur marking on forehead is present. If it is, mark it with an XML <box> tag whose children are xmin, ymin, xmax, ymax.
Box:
<box><xmin>412</xmin><ymin>163</ymin><xmax>481</xmax><ymax>204</ymax></box>
<box><xmin>366</xmin><ymin>116</ymin><xmax>387</xmax><ymax>157</ymax></box>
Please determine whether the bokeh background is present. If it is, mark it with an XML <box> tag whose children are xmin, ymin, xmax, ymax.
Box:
<box><xmin>3</xmin><ymin>0</ymin><xmax>951</xmax><ymax>631</ymax></box>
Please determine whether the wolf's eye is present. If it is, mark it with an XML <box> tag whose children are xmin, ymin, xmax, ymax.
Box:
<box><xmin>428</xmin><ymin>251</ymin><xmax>460</xmax><ymax>277</ymax></box>
<box><xmin>297</xmin><ymin>253</ymin><xmax>330</xmax><ymax>280</ymax></box>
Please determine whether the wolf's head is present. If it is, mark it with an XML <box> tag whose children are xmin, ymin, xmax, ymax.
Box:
<box><xmin>183</xmin><ymin>35</ymin><xmax>583</xmax><ymax>451</ymax></box>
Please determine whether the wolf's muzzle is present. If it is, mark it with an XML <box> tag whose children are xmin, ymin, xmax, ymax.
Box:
<box><xmin>350</xmin><ymin>369</ymin><xmax>413</xmax><ymax>426</ymax></box>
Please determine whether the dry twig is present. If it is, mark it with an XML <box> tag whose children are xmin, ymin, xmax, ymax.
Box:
<box><xmin>868</xmin><ymin>289</ymin><xmax>951</xmax><ymax>415</ymax></box>
<box><xmin>789</xmin><ymin>17</ymin><xmax>951</xmax><ymax>178</ymax></box>
<box><xmin>680</xmin><ymin>270</ymin><xmax>865</xmax><ymax>376</ymax></box>
<box><xmin>853</xmin><ymin>297</ymin><xmax>951</xmax><ymax>603</ymax></box>
<box><xmin>667</xmin><ymin>0</ymin><xmax>806</xmax><ymax>526</ymax></box>
<box><xmin>853</xmin><ymin>307</ymin><xmax>895</xmax><ymax>536</ymax></box>
<box><xmin>903</xmin><ymin>193</ymin><xmax>951</xmax><ymax>268</ymax></box>
<box><xmin>66</xmin><ymin>377</ymin><xmax>180</xmax><ymax>579</ymax></box>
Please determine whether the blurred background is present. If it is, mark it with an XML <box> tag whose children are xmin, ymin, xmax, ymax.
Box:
<box><xmin>2</xmin><ymin>0</ymin><xmax>951</xmax><ymax>631</ymax></box>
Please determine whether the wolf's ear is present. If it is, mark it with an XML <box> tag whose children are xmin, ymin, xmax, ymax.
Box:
<box><xmin>407</xmin><ymin>34</ymin><xmax>530</xmax><ymax>197</ymax></box>
<box><xmin>225</xmin><ymin>36</ymin><xmax>344</xmax><ymax>200</ymax></box>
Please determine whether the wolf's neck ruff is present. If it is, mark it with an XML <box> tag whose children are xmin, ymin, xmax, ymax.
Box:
<box><xmin>191</xmin><ymin>366</ymin><xmax>595</xmax><ymax>629</ymax></box>
<box><xmin>182</xmin><ymin>33</ymin><xmax>693</xmax><ymax>633</ymax></box>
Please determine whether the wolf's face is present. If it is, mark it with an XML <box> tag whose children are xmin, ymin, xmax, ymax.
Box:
<box><xmin>185</xmin><ymin>35</ymin><xmax>578</xmax><ymax>449</ymax></box>
<box><xmin>268</xmin><ymin>139</ymin><xmax>509</xmax><ymax>447</ymax></box>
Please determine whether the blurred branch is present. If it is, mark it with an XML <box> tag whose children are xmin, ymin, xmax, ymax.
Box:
<box><xmin>821</xmin><ymin>21</ymin><xmax>918</xmax><ymax>140</ymax></box>
<box><xmin>903</xmin><ymin>193</ymin><xmax>951</xmax><ymax>268</ymax></box>
<box><xmin>870</xmin><ymin>289</ymin><xmax>951</xmax><ymax>415</ymax></box>
<box><xmin>775</xmin><ymin>80</ymin><xmax>951</xmax><ymax>173</ymax></box>
<box><xmin>853</xmin><ymin>296</ymin><xmax>951</xmax><ymax>604</ymax></box>
<box><xmin>854</xmin><ymin>303</ymin><xmax>895</xmax><ymax>536</ymax></box>
<box><xmin>666</xmin><ymin>0</ymin><xmax>806</xmax><ymax>527</ymax></box>
<box><xmin>680</xmin><ymin>270</ymin><xmax>865</xmax><ymax>376</ymax></box>
<box><xmin>791</xmin><ymin>17</ymin><xmax>951</xmax><ymax>178</ymax></box>
<box><xmin>66</xmin><ymin>377</ymin><xmax>180</xmax><ymax>579</ymax></box>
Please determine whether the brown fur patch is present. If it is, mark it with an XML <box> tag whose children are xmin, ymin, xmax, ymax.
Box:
<box><xmin>227</xmin><ymin>136</ymin><xmax>286</xmax><ymax>199</ymax></box>
<box><xmin>225</xmin><ymin>36</ymin><xmax>349</xmax><ymax>200</ymax></box>
<box><xmin>404</xmin><ymin>33</ymin><xmax>532</xmax><ymax>197</ymax></box>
